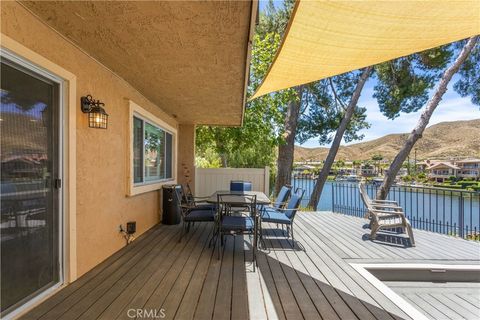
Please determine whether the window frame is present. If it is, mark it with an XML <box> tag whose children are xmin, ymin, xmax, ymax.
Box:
<box><xmin>128</xmin><ymin>100</ymin><xmax>177</xmax><ymax>196</ymax></box>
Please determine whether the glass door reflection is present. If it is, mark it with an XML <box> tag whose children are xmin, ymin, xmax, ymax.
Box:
<box><xmin>0</xmin><ymin>58</ymin><xmax>61</xmax><ymax>315</ymax></box>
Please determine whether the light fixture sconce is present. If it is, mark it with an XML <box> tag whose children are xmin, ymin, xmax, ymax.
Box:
<box><xmin>81</xmin><ymin>94</ymin><xmax>108</xmax><ymax>129</ymax></box>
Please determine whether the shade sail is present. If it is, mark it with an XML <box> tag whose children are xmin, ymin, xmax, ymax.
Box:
<box><xmin>251</xmin><ymin>0</ymin><xmax>480</xmax><ymax>99</ymax></box>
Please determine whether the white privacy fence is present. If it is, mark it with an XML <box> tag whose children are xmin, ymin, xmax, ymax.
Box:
<box><xmin>195</xmin><ymin>167</ymin><xmax>270</xmax><ymax>197</ymax></box>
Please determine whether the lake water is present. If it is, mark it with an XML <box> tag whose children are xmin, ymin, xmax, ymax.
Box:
<box><xmin>292</xmin><ymin>179</ymin><xmax>480</xmax><ymax>237</ymax></box>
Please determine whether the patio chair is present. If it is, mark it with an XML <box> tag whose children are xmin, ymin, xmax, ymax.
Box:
<box><xmin>359</xmin><ymin>182</ymin><xmax>402</xmax><ymax>217</ymax></box>
<box><xmin>181</xmin><ymin>184</ymin><xmax>216</xmax><ymax>211</ymax></box>
<box><xmin>257</xmin><ymin>184</ymin><xmax>291</xmax><ymax>214</ymax></box>
<box><xmin>216</xmin><ymin>193</ymin><xmax>258</xmax><ymax>270</ymax></box>
<box><xmin>261</xmin><ymin>188</ymin><xmax>305</xmax><ymax>246</ymax></box>
<box><xmin>174</xmin><ymin>187</ymin><xmax>215</xmax><ymax>243</ymax></box>
<box><xmin>358</xmin><ymin>183</ymin><xmax>415</xmax><ymax>246</ymax></box>
<box><xmin>230</xmin><ymin>180</ymin><xmax>252</xmax><ymax>192</ymax></box>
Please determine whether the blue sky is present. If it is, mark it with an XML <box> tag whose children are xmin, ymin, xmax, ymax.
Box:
<box><xmin>301</xmin><ymin>76</ymin><xmax>480</xmax><ymax>148</ymax></box>
<box><xmin>258</xmin><ymin>0</ymin><xmax>480</xmax><ymax>148</ymax></box>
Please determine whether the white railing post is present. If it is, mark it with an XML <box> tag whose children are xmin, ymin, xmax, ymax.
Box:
<box><xmin>264</xmin><ymin>166</ymin><xmax>270</xmax><ymax>196</ymax></box>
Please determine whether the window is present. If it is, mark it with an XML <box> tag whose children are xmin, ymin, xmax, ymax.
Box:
<box><xmin>133</xmin><ymin>116</ymin><xmax>174</xmax><ymax>184</ymax></box>
<box><xmin>133</xmin><ymin>115</ymin><xmax>174</xmax><ymax>185</ymax></box>
<box><xmin>128</xmin><ymin>101</ymin><xmax>176</xmax><ymax>196</ymax></box>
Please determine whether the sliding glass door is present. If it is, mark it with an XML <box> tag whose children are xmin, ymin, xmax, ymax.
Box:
<box><xmin>0</xmin><ymin>56</ymin><xmax>62</xmax><ymax>315</ymax></box>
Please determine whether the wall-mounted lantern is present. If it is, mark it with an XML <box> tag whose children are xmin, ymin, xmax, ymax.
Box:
<box><xmin>80</xmin><ymin>94</ymin><xmax>108</xmax><ymax>129</ymax></box>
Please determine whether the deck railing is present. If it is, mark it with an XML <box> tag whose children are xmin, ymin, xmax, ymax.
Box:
<box><xmin>330</xmin><ymin>183</ymin><xmax>480</xmax><ymax>240</ymax></box>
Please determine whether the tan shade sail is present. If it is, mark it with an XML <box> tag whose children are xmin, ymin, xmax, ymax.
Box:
<box><xmin>251</xmin><ymin>0</ymin><xmax>480</xmax><ymax>99</ymax></box>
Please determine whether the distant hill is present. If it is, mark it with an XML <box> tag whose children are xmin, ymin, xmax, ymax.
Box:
<box><xmin>295</xmin><ymin>119</ymin><xmax>480</xmax><ymax>161</ymax></box>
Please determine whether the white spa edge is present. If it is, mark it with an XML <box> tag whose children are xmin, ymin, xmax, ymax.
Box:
<box><xmin>350</xmin><ymin>263</ymin><xmax>480</xmax><ymax>320</ymax></box>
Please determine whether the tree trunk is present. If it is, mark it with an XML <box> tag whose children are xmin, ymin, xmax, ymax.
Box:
<box><xmin>308</xmin><ymin>66</ymin><xmax>373</xmax><ymax>209</ymax></box>
<box><xmin>377</xmin><ymin>36</ymin><xmax>478</xmax><ymax>200</ymax></box>
<box><xmin>219</xmin><ymin>154</ymin><xmax>228</xmax><ymax>168</ymax></box>
<box><xmin>274</xmin><ymin>85</ymin><xmax>304</xmax><ymax>194</ymax></box>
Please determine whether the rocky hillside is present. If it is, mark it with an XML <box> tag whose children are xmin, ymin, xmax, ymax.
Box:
<box><xmin>295</xmin><ymin>119</ymin><xmax>480</xmax><ymax>161</ymax></box>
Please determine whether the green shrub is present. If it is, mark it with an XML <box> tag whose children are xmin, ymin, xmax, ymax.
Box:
<box><xmin>432</xmin><ymin>183</ymin><xmax>463</xmax><ymax>189</ymax></box>
<box><xmin>457</xmin><ymin>181</ymin><xmax>478</xmax><ymax>188</ymax></box>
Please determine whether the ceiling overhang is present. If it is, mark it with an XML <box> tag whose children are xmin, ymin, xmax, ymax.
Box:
<box><xmin>22</xmin><ymin>1</ymin><xmax>258</xmax><ymax>126</ymax></box>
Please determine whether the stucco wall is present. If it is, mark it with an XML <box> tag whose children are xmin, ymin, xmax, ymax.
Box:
<box><xmin>177</xmin><ymin>124</ymin><xmax>196</xmax><ymax>192</ymax></box>
<box><xmin>1</xmin><ymin>2</ymin><xmax>179</xmax><ymax>277</ymax></box>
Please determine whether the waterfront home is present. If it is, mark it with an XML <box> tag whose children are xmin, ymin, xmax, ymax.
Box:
<box><xmin>360</xmin><ymin>164</ymin><xmax>376</xmax><ymax>177</ymax></box>
<box><xmin>293</xmin><ymin>164</ymin><xmax>317</xmax><ymax>179</ymax></box>
<box><xmin>424</xmin><ymin>159</ymin><xmax>480</xmax><ymax>182</ymax></box>
<box><xmin>426</xmin><ymin>162</ymin><xmax>460</xmax><ymax>182</ymax></box>
<box><xmin>456</xmin><ymin>159</ymin><xmax>480</xmax><ymax>179</ymax></box>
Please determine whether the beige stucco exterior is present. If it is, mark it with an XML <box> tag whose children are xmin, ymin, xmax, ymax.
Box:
<box><xmin>177</xmin><ymin>124</ymin><xmax>196</xmax><ymax>192</ymax></box>
<box><xmin>1</xmin><ymin>7</ymin><xmax>256</xmax><ymax>318</ymax></box>
<box><xmin>1</xmin><ymin>2</ymin><xmax>181</xmax><ymax>279</ymax></box>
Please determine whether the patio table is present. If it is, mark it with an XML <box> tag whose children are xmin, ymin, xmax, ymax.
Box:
<box><xmin>206</xmin><ymin>190</ymin><xmax>271</xmax><ymax>205</ymax></box>
<box><xmin>206</xmin><ymin>191</ymin><xmax>270</xmax><ymax>252</ymax></box>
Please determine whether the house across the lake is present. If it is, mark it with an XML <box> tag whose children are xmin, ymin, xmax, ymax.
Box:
<box><xmin>423</xmin><ymin>159</ymin><xmax>480</xmax><ymax>182</ymax></box>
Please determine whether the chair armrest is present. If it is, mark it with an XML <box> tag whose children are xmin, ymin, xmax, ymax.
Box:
<box><xmin>370</xmin><ymin>208</ymin><xmax>406</xmax><ymax>216</ymax></box>
<box><xmin>192</xmin><ymin>196</ymin><xmax>210</xmax><ymax>200</ymax></box>
<box><xmin>370</xmin><ymin>203</ymin><xmax>402</xmax><ymax>209</ymax></box>
<box><xmin>371</xmin><ymin>199</ymin><xmax>398</xmax><ymax>204</ymax></box>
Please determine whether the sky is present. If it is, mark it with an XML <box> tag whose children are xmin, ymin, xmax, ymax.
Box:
<box><xmin>301</xmin><ymin>76</ymin><xmax>480</xmax><ymax>148</ymax></box>
<box><xmin>258</xmin><ymin>0</ymin><xmax>480</xmax><ymax>148</ymax></box>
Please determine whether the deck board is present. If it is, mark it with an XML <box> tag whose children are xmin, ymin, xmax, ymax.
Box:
<box><xmin>20</xmin><ymin>212</ymin><xmax>480</xmax><ymax>320</ymax></box>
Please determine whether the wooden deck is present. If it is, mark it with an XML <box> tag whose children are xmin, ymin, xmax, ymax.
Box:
<box><xmin>21</xmin><ymin>212</ymin><xmax>480</xmax><ymax>320</ymax></box>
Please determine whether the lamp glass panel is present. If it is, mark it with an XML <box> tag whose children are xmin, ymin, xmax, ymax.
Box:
<box><xmin>88</xmin><ymin>111</ymin><xmax>107</xmax><ymax>129</ymax></box>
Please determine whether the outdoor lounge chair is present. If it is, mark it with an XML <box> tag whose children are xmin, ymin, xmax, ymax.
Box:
<box><xmin>359</xmin><ymin>182</ymin><xmax>403</xmax><ymax>214</ymax></box>
<box><xmin>174</xmin><ymin>187</ymin><xmax>215</xmax><ymax>243</ymax></box>
<box><xmin>261</xmin><ymin>188</ymin><xmax>305</xmax><ymax>246</ymax></box>
<box><xmin>359</xmin><ymin>182</ymin><xmax>415</xmax><ymax>246</ymax></box>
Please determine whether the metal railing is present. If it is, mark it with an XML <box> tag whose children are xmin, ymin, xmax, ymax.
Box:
<box><xmin>331</xmin><ymin>183</ymin><xmax>480</xmax><ymax>240</ymax></box>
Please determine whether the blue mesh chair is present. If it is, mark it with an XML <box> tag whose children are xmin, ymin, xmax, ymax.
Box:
<box><xmin>230</xmin><ymin>180</ymin><xmax>252</xmax><ymax>192</ymax></box>
<box><xmin>270</xmin><ymin>185</ymin><xmax>292</xmax><ymax>210</ymax></box>
<box><xmin>261</xmin><ymin>188</ymin><xmax>305</xmax><ymax>246</ymax></box>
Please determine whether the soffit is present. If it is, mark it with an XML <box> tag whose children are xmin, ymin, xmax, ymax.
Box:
<box><xmin>22</xmin><ymin>1</ymin><xmax>255</xmax><ymax>125</ymax></box>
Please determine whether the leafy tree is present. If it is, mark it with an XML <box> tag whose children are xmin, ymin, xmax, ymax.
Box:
<box><xmin>307</xmin><ymin>40</ymin><xmax>458</xmax><ymax>208</ymax></box>
<box><xmin>372</xmin><ymin>154</ymin><xmax>383</xmax><ymax>174</ymax></box>
<box><xmin>196</xmin><ymin>0</ymin><xmax>303</xmax><ymax>196</ymax></box>
<box><xmin>377</xmin><ymin>36</ymin><xmax>479</xmax><ymax>199</ymax></box>
<box><xmin>196</xmin><ymin>7</ymin><xmax>292</xmax><ymax>170</ymax></box>
<box><xmin>306</xmin><ymin>66</ymin><xmax>373</xmax><ymax>208</ymax></box>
